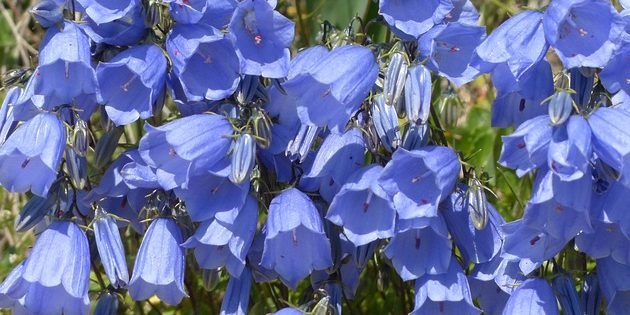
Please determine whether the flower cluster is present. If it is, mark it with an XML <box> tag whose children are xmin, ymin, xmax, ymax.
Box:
<box><xmin>0</xmin><ymin>0</ymin><xmax>629</xmax><ymax>314</ymax></box>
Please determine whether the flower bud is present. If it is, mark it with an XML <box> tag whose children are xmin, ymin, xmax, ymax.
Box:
<box><xmin>383</xmin><ymin>52</ymin><xmax>408</xmax><ymax>107</ymax></box>
<box><xmin>65</xmin><ymin>148</ymin><xmax>88</xmax><ymax>190</ymax></box>
<box><xmin>404</xmin><ymin>65</ymin><xmax>432</xmax><ymax>125</ymax></box>
<box><xmin>286</xmin><ymin>124</ymin><xmax>320</xmax><ymax>162</ymax></box>
<box><xmin>230</xmin><ymin>133</ymin><xmax>256</xmax><ymax>184</ymax></box>
<box><xmin>14</xmin><ymin>182</ymin><xmax>60</xmax><ymax>232</ymax></box>
<box><xmin>94</xmin><ymin>126</ymin><xmax>123</xmax><ymax>170</ymax></box>
<box><xmin>252</xmin><ymin>109</ymin><xmax>272</xmax><ymax>149</ymax></box>
<box><xmin>142</xmin><ymin>0</ymin><xmax>161</xmax><ymax>28</ymax></box>
<box><xmin>548</xmin><ymin>91</ymin><xmax>573</xmax><ymax>126</ymax></box>
<box><xmin>580</xmin><ymin>273</ymin><xmax>601</xmax><ymax>315</ymax></box>
<box><xmin>466</xmin><ymin>177</ymin><xmax>488</xmax><ymax>230</ymax></box>
<box><xmin>401</xmin><ymin>123</ymin><xmax>429</xmax><ymax>150</ymax></box>
<box><xmin>552</xmin><ymin>273</ymin><xmax>582</xmax><ymax>315</ymax></box>
<box><xmin>93</xmin><ymin>213</ymin><xmax>129</xmax><ymax>289</ymax></box>
<box><xmin>237</xmin><ymin>75</ymin><xmax>260</xmax><ymax>105</ymax></box>
<box><xmin>94</xmin><ymin>293</ymin><xmax>119</xmax><ymax>315</ymax></box>
<box><xmin>372</xmin><ymin>94</ymin><xmax>401</xmax><ymax>152</ymax></box>
<box><xmin>72</xmin><ymin>119</ymin><xmax>89</xmax><ymax>157</ymax></box>
<box><xmin>353</xmin><ymin>241</ymin><xmax>378</xmax><ymax>270</ymax></box>
<box><xmin>570</xmin><ymin>67</ymin><xmax>594</xmax><ymax>110</ymax></box>
<box><xmin>29</xmin><ymin>0</ymin><xmax>64</xmax><ymax>28</ymax></box>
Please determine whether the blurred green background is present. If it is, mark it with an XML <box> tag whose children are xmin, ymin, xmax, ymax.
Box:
<box><xmin>0</xmin><ymin>0</ymin><xmax>551</xmax><ymax>314</ymax></box>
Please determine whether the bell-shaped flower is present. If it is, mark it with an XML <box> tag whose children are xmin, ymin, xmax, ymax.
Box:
<box><xmin>164</xmin><ymin>0</ymin><xmax>209</xmax><ymax>24</ymax></box>
<box><xmin>228</xmin><ymin>0</ymin><xmax>294</xmax><ymax>78</ymax></box>
<box><xmin>182</xmin><ymin>196</ymin><xmax>257</xmax><ymax>277</ymax></box>
<box><xmin>378</xmin><ymin>0</ymin><xmax>455</xmax><ymax>40</ymax></box>
<box><xmin>384</xmin><ymin>216</ymin><xmax>452</xmax><ymax>281</ymax></box>
<box><xmin>283</xmin><ymin>45</ymin><xmax>378</xmax><ymax>133</ymax></box>
<box><xmin>303</xmin><ymin>128</ymin><xmax>365</xmax><ymax>187</ymax></box>
<box><xmin>503</xmin><ymin>278</ymin><xmax>559</xmax><ymax>314</ymax></box>
<box><xmin>174</xmin><ymin>171</ymin><xmax>248</xmax><ymax>222</ymax></box>
<box><xmin>542</xmin><ymin>0</ymin><xmax>625</xmax><ymax>69</ymax></box>
<box><xmin>576</xmin><ymin>220</ymin><xmax>630</xmax><ymax>265</ymax></box>
<box><xmin>79</xmin><ymin>4</ymin><xmax>147</xmax><ymax>46</ymax></box>
<box><xmin>260</xmin><ymin>188</ymin><xmax>333</xmax><ymax>289</ymax></box>
<box><xmin>600</xmin><ymin>46</ymin><xmax>630</xmax><ymax>96</ymax></box>
<box><xmin>501</xmin><ymin>219</ymin><xmax>567</xmax><ymax>268</ymax></box>
<box><xmin>597</xmin><ymin>257</ymin><xmax>630</xmax><ymax>315</ymax></box>
<box><xmin>489</xmin><ymin>60</ymin><xmax>553</xmax><ymax>128</ymax></box>
<box><xmin>264</xmin><ymin>85</ymin><xmax>300</xmax><ymax>155</ymax></box>
<box><xmin>15</xmin><ymin>22</ymin><xmax>99</xmax><ymax>120</ymax></box>
<box><xmin>498</xmin><ymin>115</ymin><xmax>553</xmax><ymax>176</ymax></box>
<box><xmin>0</xmin><ymin>221</ymin><xmax>90</xmax><ymax>314</ymax></box>
<box><xmin>418</xmin><ymin>22</ymin><xmax>485</xmax><ymax>86</ymax></box>
<box><xmin>0</xmin><ymin>113</ymin><xmax>65</xmax><ymax>197</ymax></box>
<box><xmin>77</xmin><ymin>0</ymin><xmax>137</xmax><ymax>24</ymax></box>
<box><xmin>93</xmin><ymin>214</ymin><xmax>129</xmax><ymax>289</ymax></box>
<box><xmin>472</xmin><ymin>10</ymin><xmax>548</xmax><ymax>78</ymax></box>
<box><xmin>326</xmin><ymin>165</ymin><xmax>396</xmax><ymax>246</ymax></box>
<box><xmin>166</xmin><ymin>24</ymin><xmax>241</xmax><ymax>101</ymax></box>
<box><xmin>220</xmin><ymin>268</ymin><xmax>252</xmax><ymax>315</ymax></box>
<box><xmin>411</xmin><ymin>258</ymin><xmax>480</xmax><ymax>315</ymax></box>
<box><xmin>138</xmin><ymin>114</ymin><xmax>233</xmax><ymax>190</ymax></box>
<box><xmin>587</xmin><ymin>107</ymin><xmax>630</xmax><ymax>174</ymax></box>
<box><xmin>97</xmin><ymin>44</ymin><xmax>167</xmax><ymax>126</ymax></box>
<box><xmin>128</xmin><ymin>218</ymin><xmax>187</xmax><ymax>305</ymax></box>
<box><xmin>379</xmin><ymin>146</ymin><xmax>460</xmax><ymax>220</ymax></box>
<box><xmin>441</xmin><ymin>185</ymin><xmax>504</xmax><ymax>264</ymax></box>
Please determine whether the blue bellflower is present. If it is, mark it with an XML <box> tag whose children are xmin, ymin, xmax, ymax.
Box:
<box><xmin>128</xmin><ymin>218</ymin><xmax>187</xmax><ymax>305</ymax></box>
<box><xmin>77</xmin><ymin>0</ymin><xmax>137</xmax><ymax>24</ymax></box>
<box><xmin>0</xmin><ymin>221</ymin><xmax>90</xmax><ymax>315</ymax></box>
<box><xmin>138</xmin><ymin>114</ymin><xmax>233</xmax><ymax>190</ymax></box>
<box><xmin>166</xmin><ymin>24</ymin><xmax>241</xmax><ymax>101</ymax></box>
<box><xmin>79</xmin><ymin>4</ymin><xmax>147</xmax><ymax>46</ymax></box>
<box><xmin>0</xmin><ymin>113</ymin><xmax>65</xmax><ymax>197</ymax></box>
<box><xmin>326</xmin><ymin>165</ymin><xmax>396</xmax><ymax>246</ymax></box>
<box><xmin>283</xmin><ymin>45</ymin><xmax>378</xmax><ymax>133</ymax></box>
<box><xmin>97</xmin><ymin>44</ymin><xmax>167</xmax><ymax>126</ymax></box>
<box><xmin>379</xmin><ymin>0</ymin><xmax>456</xmax><ymax>40</ymax></box>
<box><xmin>503</xmin><ymin>278</ymin><xmax>559</xmax><ymax>314</ymax></box>
<box><xmin>93</xmin><ymin>214</ymin><xmax>130</xmax><ymax>289</ymax></box>
<box><xmin>543</xmin><ymin>0</ymin><xmax>625</xmax><ymax>69</ymax></box>
<box><xmin>597</xmin><ymin>257</ymin><xmax>630</xmax><ymax>314</ymax></box>
<box><xmin>228</xmin><ymin>0</ymin><xmax>295</xmax><ymax>78</ymax></box>
<box><xmin>260</xmin><ymin>188</ymin><xmax>333</xmax><ymax>289</ymax></box>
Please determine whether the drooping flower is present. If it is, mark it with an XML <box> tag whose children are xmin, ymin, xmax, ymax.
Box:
<box><xmin>0</xmin><ymin>221</ymin><xmax>90</xmax><ymax>315</ymax></box>
<box><xmin>14</xmin><ymin>22</ymin><xmax>99</xmax><ymax>120</ymax></box>
<box><xmin>498</xmin><ymin>115</ymin><xmax>553</xmax><ymax>176</ymax></box>
<box><xmin>228</xmin><ymin>0</ymin><xmax>295</xmax><ymax>78</ymax></box>
<box><xmin>0</xmin><ymin>112</ymin><xmax>65</xmax><ymax>197</ymax></box>
<box><xmin>600</xmin><ymin>46</ymin><xmax>630</xmax><ymax>96</ymax></box>
<box><xmin>29</xmin><ymin>0</ymin><xmax>65</xmax><ymax>27</ymax></box>
<box><xmin>182</xmin><ymin>196</ymin><xmax>258</xmax><ymax>277</ymax></box>
<box><xmin>138</xmin><ymin>114</ymin><xmax>233</xmax><ymax>190</ymax></box>
<box><xmin>411</xmin><ymin>258</ymin><xmax>480</xmax><ymax>315</ymax></box>
<box><xmin>468</xmin><ymin>276</ymin><xmax>509</xmax><ymax>315</ymax></box>
<box><xmin>128</xmin><ymin>218</ymin><xmax>187</xmax><ymax>305</ymax></box>
<box><xmin>542</xmin><ymin>0</ymin><xmax>625</xmax><ymax>69</ymax></box>
<box><xmin>79</xmin><ymin>4</ymin><xmax>148</xmax><ymax>46</ymax></box>
<box><xmin>384</xmin><ymin>216</ymin><xmax>452</xmax><ymax>281</ymax></box>
<box><xmin>326</xmin><ymin>165</ymin><xmax>396</xmax><ymax>246</ymax></box>
<box><xmin>260</xmin><ymin>188</ymin><xmax>333</xmax><ymax>289</ymax></box>
<box><xmin>502</xmin><ymin>278</ymin><xmax>559</xmax><ymax>314</ymax></box>
<box><xmin>283</xmin><ymin>45</ymin><xmax>378</xmax><ymax>133</ymax></box>
<box><xmin>418</xmin><ymin>22</ymin><xmax>485</xmax><ymax>86</ymax></box>
<box><xmin>379</xmin><ymin>146</ymin><xmax>460</xmax><ymax>221</ymax></box>
<box><xmin>166</xmin><ymin>24</ymin><xmax>241</xmax><ymax>101</ymax></box>
<box><xmin>379</xmin><ymin>0</ymin><xmax>456</xmax><ymax>40</ymax></box>
<box><xmin>93</xmin><ymin>213</ymin><xmax>130</xmax><ymax>289</ymax></box>
<box><xmin>97</xmin><ymin>44</ymin><xmax>167</xmax><ymax>126</ymax></box>
<box><xmin>76</xmin><ymin>0</ymin><xmax>137</xmax><ymax>24</ymax></box>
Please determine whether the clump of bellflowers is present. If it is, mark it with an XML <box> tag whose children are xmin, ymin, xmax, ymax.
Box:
<box><xmin>0</xmin><ymin>0</ymin><xmax>629</xmax><ymax>314</ymax></box>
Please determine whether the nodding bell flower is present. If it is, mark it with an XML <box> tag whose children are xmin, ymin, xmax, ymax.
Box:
<box><xmin>93</xmin><ymin>213</ymin><xmax>129</xmax><ymax>289</ymax></box>
<box><xmin>383</xmin><ymin>52</ymin><xmax>408</xmax><ymax>107</ymax></box>
<box><xmin>542</xmin><ymin>0</ymin><xmax>624</xmax><ymax>69</ymax></box>
<box><xmin>96</xmin><ymin>44</ymin><xmax>167</xmax><ymax>126</ymax></box>
<box><xmin>600</xmin><ymin>46</ymin><xmax>630</xmax><ymax>96</ymax></box>
<box><xmin>0</xmin><ymin>221</ymin><xmax>91</xmax><ymax>315</ymax></box>
<box><xmin>182</xmin><ymin>196</ymin><xmax>258</xmax><ymax>278</ymax></box>
<box><xmin>326</xmin><ymin>165</ymin><xmax>396</xmax><ymax>247</ymax></box>
<box><xmin>0</xmin><ymin>112</ymin><xmax>65</xmax><ymax>197</ymax></box>
<box><xmin>261</xmin><ymin>188</ymin><xmax>333</xmax><ymax>289</ymax></box>
<box><xmin>138</xmin><ymin>114</ymin><xmax>233</xmax><ymax>190</ymax></box>
<box><xmin>404</xmin><ymin>64</ymin><xmax>432</xmax><ymax>125</ymax></box>
<box><xmin>548</xmin><ymin>91</ymin><xmax>574</xmax><ymax>126</ymax></box>
<box><xmin>379</xmin><ymin>0</ymin><xmax>458</xmax><ymax>40</ymax></box>
<box><xmin>303</xmin><ymin>128</ymin><xmax>365</xmax><ymax>186</ymax></box>
<box><xmin>29</xmin><ymin>0</ymin><xmax>65</xmax><ymax>28</ymax></box>
<box><xmin>128</xmin><ymin>218</ymin><xmax>187</xmax><ymax>305</ymax></box>
<box><xmin>166</xmin><ymin>24</ymin><xmax>241</xmax><ymax>101</ymax></box>
<box><xmin>15</xmin><ymin>22</ymin><xmax>99</xmax><ymax>121</ymax></box>
<box><xmin>230</xmin><ymin>133</ymin><xmax>257</xmax><ymax>184</ymax></box>
<box><xmin>228</xmin><ymin>0</ymin><xmax>294</xmax><ymax>78</ymax></box>
<box><xmin>503</xmin><ymin>278</ymin><xmax>559</xmax><ymax>315</ymax></box>
<box><xmin>76</xmin><ymin>0</ymin><xmax>137</xmax><ymax>24</ymax></box>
